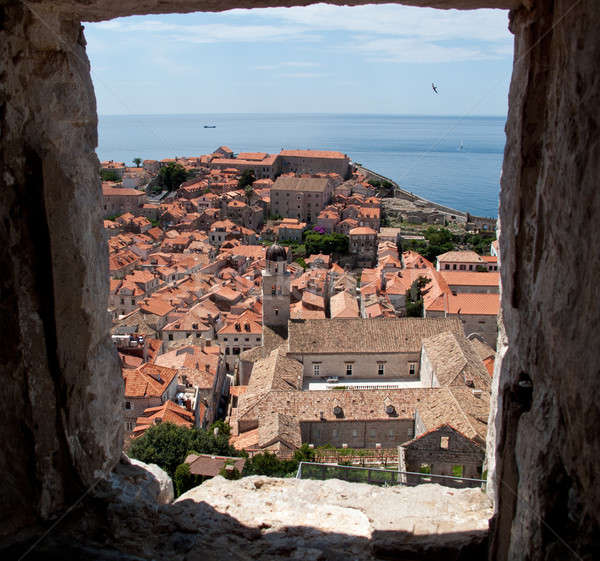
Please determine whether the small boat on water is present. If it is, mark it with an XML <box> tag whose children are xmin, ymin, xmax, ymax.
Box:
<box><xmin>203</xmin><ymin>125</ymin><xmax>216</xmax><ymax>128</ymax></box>
<box><xmin>458</xmin><ymin>140</ymin><xmax>464</xmax><ymax>151</ymax></box>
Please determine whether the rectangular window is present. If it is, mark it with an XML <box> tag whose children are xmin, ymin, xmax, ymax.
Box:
<box><xmin>409</xmin><ymin>363</ymin><xmax>416</xmax><ymax>376</ymax></box>
<box><xmin>313</xmin><ymin>364</ymin><xmax>320</xmax><ymax>376</ymax></box>
<box><xmin>378</xmin><ymin>363</ymin><xmax>385</xmax><ymax>376</ymax></box>
<box><xmin>440</xmin><ymin>436</ymin><xmax>450</xmax><ymax>449</ymax></box>
<box><xmin>168</xmin><ymin>334</ymin><xmax>173</xmax><ymax>341</ymax></box>
<box><xmin>125</xmin><ymin>401</ymin><xmax>131</xmax><ymax>410</ymax></box>
<box><xmin>346</xmin><ymin>363</ymin><xmax>353</xmax><ymax>376</ymax></box>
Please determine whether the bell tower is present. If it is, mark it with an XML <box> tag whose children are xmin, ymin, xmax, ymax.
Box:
<box><xmin>262</xmin><ymin>243</ymin><xmax>290</xmax><ymax>329</ymax></box>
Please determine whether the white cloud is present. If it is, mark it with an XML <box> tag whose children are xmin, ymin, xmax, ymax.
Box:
<box><xmin>87</xmin><ymin>18</ymin><xmax>319</xmax><ymax>44</ymax></box>
<box><xmin>87</xmin><ymin>4</ymin><xmax>512</xmax><ymax>64</ymax></box>
<box><xmin>279</xmin><ymin>72</ymin><xmax>328</xmax><ymax>79</ymax></box>
<box><xmin>253</xmin><ymin>61</ymin><xmax>319</xmax><ymax>70</ymax></box>
<box><xmin>349</xmin><ymin>37</ymin><xmax>499</xmax><ymax>64</ymax></box>
<box><xmin>229</xmin><ymin>4</ymin><xmax>511</xmax><ymax>43</ymax></box>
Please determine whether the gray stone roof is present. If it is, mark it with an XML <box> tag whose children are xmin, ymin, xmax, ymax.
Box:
<box><xmin>272</xmin><ymin>176</ymin><xmax>330</xmax><ymax>193</ymax></box>
<box><xmin>287</xmin><ymin>317</ymin><xmax>463</xmax><ymax>354</ymax></box>
<box><xmin>422</xmin><ymin>331</ymin><xmax>491</xmax><ymax>390</ymax></box>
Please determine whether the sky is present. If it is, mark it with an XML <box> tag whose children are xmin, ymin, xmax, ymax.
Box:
<box><xmin>85</xmin><ymin>3</ymin><xmax>514</xmax><ymax>116</ymax></box>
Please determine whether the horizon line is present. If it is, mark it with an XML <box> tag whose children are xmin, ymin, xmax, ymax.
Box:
<box><xmin>98</xmin><ymin>111</ymin><xmax>507</xmax><ymax>119</ymax></box>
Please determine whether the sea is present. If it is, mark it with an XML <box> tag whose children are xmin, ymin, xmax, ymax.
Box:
<box><xmin>97</xmin><ymin>113</ymin><xmax>506</xmax><ymax>218</ymax></box>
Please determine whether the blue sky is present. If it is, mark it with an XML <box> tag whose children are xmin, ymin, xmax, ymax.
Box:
<box><xmin>85</xmin><ymin>3</ymin><xmax>513</xmax><ymax>116</ymax></box>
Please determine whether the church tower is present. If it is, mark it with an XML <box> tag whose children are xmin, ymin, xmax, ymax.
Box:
<box><xmin>262</xmin><ymin>243</ymin><xmax>290</xmax><ymax>329</ymax></box>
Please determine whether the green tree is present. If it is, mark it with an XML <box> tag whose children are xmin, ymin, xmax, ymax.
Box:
<box><xmin>405</xmin><ymin>276</ymin><xmax>431</xmax><ymax>317</ymax></box>
<box><xmin>304</xmin><ymin>232</ymin><xmax>349</xmax><ymax>256</ymax></box>
<box><xmin>242</xmin><ymin>452</ymin><xmax>298</xmax><ymax>477</ymax></box>
<box><xmin>158</xmin><ymin>162</ymin><xmax>190</xmax><ymax>192</ymax></box>
<box><xmin>101</xmin><ymin>170</ymin><xmax>121</xmax><ymax>182</ymax></box>
<box><xmin>238</xmin><ymin>169</ymin><xmax>255</xmax><ymax>189</ymax></box>
<box><xmin>128</xmin><ymin>421</ymin><xmax>239</xmax><ymax>478</ymax></box>
<box><xmin>129</xmin><ymin>422</ymin><xmax>194</xmax><ymax>477</ymax></box>
<box><xmin>219</xmin><ymin>460</ymin><xmax>242</xmax><ymax>480</ymax></box>
<box><xmin>173</xmin><ymin>462</ymin><xmax>202</xmax><ymax>496</ymax></box>
<box><xmin>133</xmin><ymin>157</ymin><xmax>142</xmax><ymax>168</ymax></box>
<box><xmin>244</xmin><ymin>184</ymin><xmax>255</xmax><ymax>202</ymax></box>
<box><xmin>294</xmin><ymin>257</ymin><xmax>307</xmax><ymax>270</ymax></box>
<box><xmin>293</xmin><ymin>443</ymin><xmax>315</xmax><ymax>463</ymax></box>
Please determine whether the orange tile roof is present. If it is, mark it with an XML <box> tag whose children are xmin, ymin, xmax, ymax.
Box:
<box><xmin>103</xmin><ymin>186</ymin><xmax>146</xmax><ymax>197</ymax></box>
<box><xmin>132</xmin><ymin>400</ymin><xmax>194</xmax><ymax>437</ymax></box>
<box><xmin>280</xmin><ymin>149</ymin><xmax>347</xmax><ymax>159</ymax></box>
<box><xmin>349</xmin><ymin>226</ymin><xmax>377</xmax><ymax>235</ymax></box>
<box><xmin>124</xmin><ymin>363</ymin><xmax>177</xmax><ymax>398</ymax></box>
<box><xmin>441</xmin><ymin>271</ymin><xmax>500</xmax><ymax>286</ymax></box>
<box><xmin>447</xmin><ymin>293</ymin><xmax>500</xmax><ymax>316</ymax></box>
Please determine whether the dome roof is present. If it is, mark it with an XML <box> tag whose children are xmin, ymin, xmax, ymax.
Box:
<box><xmin>266</xmin><ymin>243</ymin><xmax>287</xmax><ymax>262</ymax></box>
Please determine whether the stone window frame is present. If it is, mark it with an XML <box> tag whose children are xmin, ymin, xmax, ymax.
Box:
<box><xmin>3</xmin><ymin>3</ymin><xmax>595</xmax><ymax>557</ymax></box>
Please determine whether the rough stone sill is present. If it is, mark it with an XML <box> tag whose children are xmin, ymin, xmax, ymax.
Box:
<box><xmin>174</xmin><ymin>476</ymin><xmax>492</xmax><ymax>560</ymax></box>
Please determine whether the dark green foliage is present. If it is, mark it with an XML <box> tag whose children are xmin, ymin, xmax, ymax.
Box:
<box><xmin>293</xmin><ymin>444</ymin><xmax>316</xmax><ymax>463</ymax></box>
<box><xmin>367</xmin><ymin>178</ymin><xmax>394</xmax><ymax>197</ymax></box>
<box><xmin>405</xmin><ymin>276</ymin><xmax>431</xmax><ymax>317</ymax></box>
<box><xmin>242</xmin><ymin>452</ymin><xmax>298</xmax><ymax>477</ymax></box>
<box><xmin>173</xmin><ymin>462</ymin><xmax>202</xmax><ymax>496</ymax></box>
<box><xmin>157</xmin><ymin>162</ymin><xmax>190</xmax><ymax>191</ymax></box>
<box><xmin>209</xmin><ymin>420</ymin><xmax>232</xmax><ymax>438</ymax></box>
<box><xmin>459</xmin><ymin>232</ymin><xmax>496</xmax><ymax>255</ymax></box>
<box><xmin>219</xmin><ymin>462</ymin><xmax>242</xmax><ymax>480</ymax></box>
<box><xmin>133</xmin><ymin>157</ymin><xmax>142</xmax><ymax>168</ymax></box>
<box><xmin>304</xmin><ymin>232</ymin><xmax>348</xmax><ymax>256</ymax></box>
<box><xmin>403</xmin><ymin>227</ymin><xmax>455</xmax><ymax>263</ymax></box>
<box><xmin>128</xmin><ymin>421</ymin><xmax>239</xmax><ymax>478</ymax></box>
<box><xmin>396</xmin><ymin>236</ymin><xmax>404</xmax><ymax>256</ymax></box>
<box><xmin>101</xmin><ymin>170</ymin><xmax>121</xmax><ymax>182</ymax></box>
<box><xmin>278</xmin><ymin>240</ymin><xmax>306</xmax><ymax>258</ymax></box>
<box><xmin>238</xmin><ymin>169</ymin><xmax>255</xmax><ymax>189</ymax></box>
<box><xmin>294</xmin><ymin>257</ymin><xmax>307</xmax><ymax>269</ymax></box>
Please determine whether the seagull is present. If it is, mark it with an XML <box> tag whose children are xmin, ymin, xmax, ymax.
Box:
<box><xmin>432</xmin><ymin>83</ymin><xmax>439</xmax><ymax>94</ymax></box>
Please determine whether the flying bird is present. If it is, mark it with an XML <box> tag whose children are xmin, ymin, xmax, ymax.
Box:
<box><xmin>432</xmin><ymin>83</ymin><xmax>439</xmax><ymax>94</ymax></box>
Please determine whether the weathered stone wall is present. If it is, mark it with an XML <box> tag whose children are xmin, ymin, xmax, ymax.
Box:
<box><xmin>490</xmin><ymin>0</ymin><xmax>600</xmax><ymax>559</ymax></box>
<box><xmin>2</xmin><ymin>0</ymin><xmax>600</xmax><ymax>559</ymax></box>
<box><xmin>0</xmin><ymin>0</ymin><xmax>123</xmax><ymax>538</ymax></box>
<box><xmin>301</xmin><ymin>419</ymin><xmax>415</xmax><ymax>449</ymax></box>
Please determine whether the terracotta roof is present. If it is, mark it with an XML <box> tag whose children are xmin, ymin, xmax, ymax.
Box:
<box><xmin>280</xmin><ymin>149</ymin><xmax>347</xmax><ymax>159</ymax></box>
<box><xmin>103</xmin><ymin>186</ymin><xmax>145</xmax><ymax>197</ymax></box>
<box><xmin>258</xmin><ymin>412</ymin><xmax>302</xmax><ymax>450</ymax></box>
<box><xmin>287</xmin><ymin>317</ymin><xmax>463</xmax><ymax>354</ymax></box>
<box><xmin>132</xmin><ymin>399</ymin><xmax>194</xmax><ymax>437</ymax></box>
<box><xmin>437</xmin><ymin>250</ymin><xmax>485</xmax><ymax>263</ymax></box>
<box><xmin>272</xmin><ymin>176</ymin><xmax>330</xmax><ymax>193</ymax></box>
<box><xmin>124</xmin><ymin>363</ymin><xmax>177</xmax><ymax>398</ymax></box>
<box><xmin>330</xmin><ymin>290</ymin><xmax>359</xmax><ymax>319</ymax></box>
<box><xmin>447</xmin><ymin>293</ymin><xmax>500</xmax><ymax>316</ymax></box>
<box><xmin>349</xmin><ymin>226</ymin><xmax>377</xmax><ymax>236</ymax></box>
<box><xmin>441</xmin><ymin>271</ymin><xmax>500</xmax><ymax>286</ymax></box>
<box><xmin>422</xmin><ymin>331</ymin><xmax>491</xmax><ymax>390</ymax></box>
<box><xmin>185</xmin><ymin>453</ymin><xmax>246</xmax><ymax>477</ymax></box>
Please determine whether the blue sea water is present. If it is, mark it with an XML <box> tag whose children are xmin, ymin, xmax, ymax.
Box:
<box><xmin>97</xmin><ymin>113</ymin><xmax>506</xmax><ymax>218</ymax></box>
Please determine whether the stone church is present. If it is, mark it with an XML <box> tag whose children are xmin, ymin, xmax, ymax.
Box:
<box><xmin>229</xmin><ymin>244</ymin><xmax>491</xmax><ymax>477</ymax></box>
